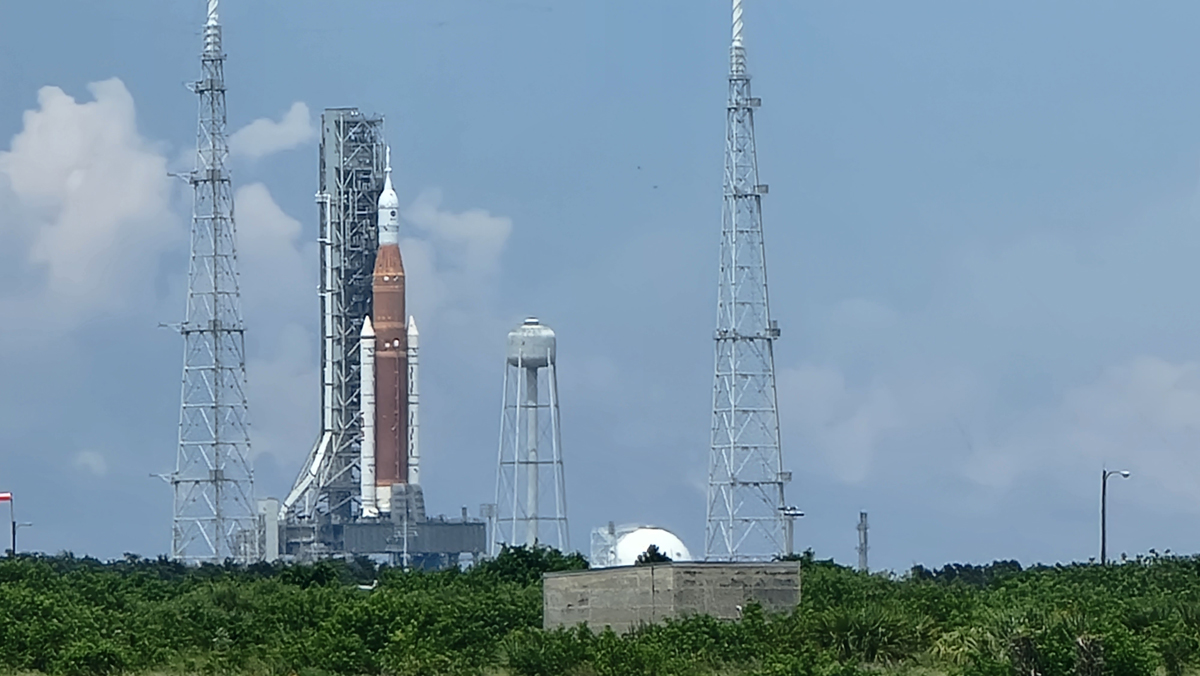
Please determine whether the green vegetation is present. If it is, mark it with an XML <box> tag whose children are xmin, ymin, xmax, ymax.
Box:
<box><xmin>2</xmin><ymin>548</ymin><xmax>1200</xmax><ymax>676</ymax></box>
<box><xmin>634</xmin><ymin>544</ymin><xmax>672</xmax><ymax>565</ymax></box>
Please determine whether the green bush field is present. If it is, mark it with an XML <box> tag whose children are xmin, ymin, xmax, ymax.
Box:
<box><xmin>2</xmin><ymin>547</ymin><xmax>1199</xmax><ymax>676</ymax></box>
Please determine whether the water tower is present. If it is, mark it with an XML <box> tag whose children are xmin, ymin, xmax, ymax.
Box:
<box><xmin>492</xmin><ymin>317</ymin><xmax>569</xmax><ymax>553</ymax></box>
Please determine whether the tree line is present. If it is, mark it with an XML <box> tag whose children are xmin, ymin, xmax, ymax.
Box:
<box><xmin>2</xmin><ymin>547</ymin><xmax>1199</xmax><ymax>676</ymax></box>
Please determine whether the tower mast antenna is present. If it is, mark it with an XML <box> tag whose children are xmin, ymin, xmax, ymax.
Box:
<box><xmin>705</xmin><ymin>0</ymin><xmax>790</xmax><ymax>561</ymax></box>
<box><xmin>857</xmin><ymin>512</ymin><xmax>869</xmax><ymax>572</ymax></box>
<box><xmin>170</xmin><ymin>0</ymin><xmax>259</xmax><ymax>563</ymax></box>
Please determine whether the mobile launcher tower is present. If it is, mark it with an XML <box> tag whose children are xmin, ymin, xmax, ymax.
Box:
<box><xmin>274</xmin><ymin>109</ymin><xmax>485</xmax><ymax>566</ymax></box>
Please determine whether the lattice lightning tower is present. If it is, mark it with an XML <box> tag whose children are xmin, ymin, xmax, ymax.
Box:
<box><xmin>171</xmin><ymin>0</ymin><xmax>259</xmax><ymax>563</ymax></box>
<box><xmin>705</xmin><ymin>0</ymin><xmax>790</xmax><ymax>561</ymax></box>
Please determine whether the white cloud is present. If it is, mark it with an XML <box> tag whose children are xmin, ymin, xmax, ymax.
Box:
<box><xmin>234</xmin><ymin>182</ymin><xmax>316</xmax><ymax>319</ymax></box>
<box><xmin>964</xmin><ymin>356</ymin><xmax>1200</xmax><ymax>512</ymax></box>
<box><xmin>246</xmin><ymin>324</ymin><xmax>318</xmax><ymax>463</ymax></box>
<box><xmin>401</xmin><ymin>188</ymin><xmax>513</xmax><ymax>328</ymax></box>
<box><xmin>228</xmin><ymin>102</ymin><xmax>315</xmax><ymax>160</ymax></box>
<box><xmin>778</xmin><ymin>364</ymin><xmax>903</xmax><ymax>483</ymax></box>
<box><xmin>0</xmin><ymin>78</ymin><xmax>180</xmax><ymax>322</ymax></box>
<box><xmin>232</xmin><ymin>183</ymin><xmax>319</xmax><ymax>464</ymax></box>
<box><xmin>73</xmin><ymin>450</ymin><xmax>107</xmax><ymax>476</ymax></box>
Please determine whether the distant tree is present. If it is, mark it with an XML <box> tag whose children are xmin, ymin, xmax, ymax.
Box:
<box><xmin>635</xmin><ymin>545</ymin><xmax>672</xmax><ymax>565</ymax></box>
<box><xmin>472</xmin><ymin>545</ymin><xmax>589</xmax><ymax>585</ymax></box>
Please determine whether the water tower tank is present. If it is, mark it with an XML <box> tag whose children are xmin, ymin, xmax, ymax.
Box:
<box><xmin>507</xmin><ymin>317</ymin><xmax>556</xmax><ymax>368</ymax></box>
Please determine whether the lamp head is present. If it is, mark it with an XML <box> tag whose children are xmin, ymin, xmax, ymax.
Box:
<box><xmin>1120</xmin><ymin>470</ymin><xmax>1131</xmax><ymax>478</ymax></box>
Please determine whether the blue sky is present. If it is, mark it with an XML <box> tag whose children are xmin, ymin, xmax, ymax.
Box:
<box><xmin>4</xmin><ymin>1</ymin><xmax>1200</xmax><ymax>571</ymax></box>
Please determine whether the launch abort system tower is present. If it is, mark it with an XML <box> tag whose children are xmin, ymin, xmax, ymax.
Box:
<box><xmin>169</xmin><ymin>0</ymin><xmax>259</xmax><ymax>564</ymax></box>
<box><xmin>705</xmin><ymin>0</ymin><xmax>791</xmax><ymax>561</ymax></box>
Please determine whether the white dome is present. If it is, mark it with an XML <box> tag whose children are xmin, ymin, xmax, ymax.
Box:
<box><xmin>613</xmin><ymin>527</ymin><xmax>691</xmax><ymax>566</ymax></box>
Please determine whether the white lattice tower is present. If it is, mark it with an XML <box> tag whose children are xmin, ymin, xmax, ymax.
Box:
<box><xmin>705</xmin><ymin>0</ymin><xmax>790</xmax><ymax>561</ymax></box>
<box><xmin>171</xmin><ymin>0</ymin><xmax>259</xmax><ymax>563</ymax></box>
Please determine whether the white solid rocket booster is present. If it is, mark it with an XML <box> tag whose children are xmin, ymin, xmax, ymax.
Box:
<box><xmin>407</xmin><ymin>316</ymin><xmax>420</xmax><ymax>485</ymax></box>
<box><xmin>360</xmin><ymin>317</ymin><xmax>378</xmax><ymax>517</ymax></box>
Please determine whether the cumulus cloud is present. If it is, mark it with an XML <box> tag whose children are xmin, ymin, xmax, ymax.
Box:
<box><xmin>228</xmin><ymin>102</ymin><xmax>315</xmax><ymax>160</ymax></box>
<box><xmin>234</xmin><ymin>182</ymin><xmax>316</xmax><ymax>318</ymax></box>
<box><xmin>246</xmin><ymin>324</ymin><xmax>318</xmax><ymax>464</ymax></box>
<box><xmin>232</xmin><ymin>183</ymin><xmax>318</xmax><ymax>464</ymax></box>
<box><xmin>1061</xmin><ymin>357</ymin><xmax>1200</xmax><ymax>510</ymax></box>
<box><xmin>0</xmin><ymin>78</ymin><xmax>179</xmax><ymax>321</ymax></box>
<box><xmin>778</xmin><ymin>364</ymin><xmax>903</xmax><ymax>483</ymax></box>
<box><xmin>775</xmin><ymin>295</ymin><xmax>979</xmax><ymax>484</ymax></box>
<box><xmin>401</xmin><ymin>188</ymin><xmax>513</xmax><ymax>327</ymax></box>
<box><xmin>963</xmin><ymin>356</ymin><xmax>1200</xmax><ymax>512</ymax></box>
<box><xmin>73</xmin><ymin>450</ymin><xmax>107</xmax><ymax>476</ymax></box>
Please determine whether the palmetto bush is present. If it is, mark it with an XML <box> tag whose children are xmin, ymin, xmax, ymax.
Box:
<box><xmin>813</xmin><ymin>603</ymin><xmax>930</xmax><ymax>664</ymax></box>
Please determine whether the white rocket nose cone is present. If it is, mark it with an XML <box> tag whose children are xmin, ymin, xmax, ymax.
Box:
<box><xmin>378</xmin><ymin>172</ymin><xmax>399</xmax><ymax>211</ymax></box>
<box><xmin>378</xmin><ymin>147</ymin><xmax>400</xmax><ymax>245</ymax></box>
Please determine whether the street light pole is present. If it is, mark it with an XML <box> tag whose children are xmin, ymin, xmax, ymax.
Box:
<box><xmin>1100</xmin><ymin>468</ymin><xmax>1131</xmax><ymax>565</ymax></box>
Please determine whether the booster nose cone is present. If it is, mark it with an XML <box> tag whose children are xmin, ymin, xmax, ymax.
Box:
<box><xmin>378</xmin><ymin>146</ymin><xmax>400</xmax><ymax>245</ymax></box>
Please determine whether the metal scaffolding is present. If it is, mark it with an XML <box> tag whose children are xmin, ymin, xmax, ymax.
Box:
<box><xmin>705</xmin><ymin>0</ymin><xmax>790</xmax><ymax>561</ymax></box>
<box><xmin>281</xmin><ymin>109</ymin><xmax>385</xmax><ymax>553</ymax></box>
<box><xmin>170</xmin><ymin>0</ymin><xmax>259</xmax><ymax>564</ymax></box>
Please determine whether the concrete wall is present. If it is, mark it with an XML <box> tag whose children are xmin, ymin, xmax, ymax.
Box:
<box><xmin>543</xmin><ymin>562</ymin><xmax>800</xmax><ymax>633</ymax></box>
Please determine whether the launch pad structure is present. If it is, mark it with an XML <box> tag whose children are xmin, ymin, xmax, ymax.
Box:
<box><xmin>158</xmin><ymin>0</ymin><xmax>815</xmax><ymax>569</ymax></box>
<box><xmin>276</xmin><ymin>108</ymin><xmax>484</xmax><ymax>566</ymax></box>
<box><xmin>283</xmin><ymin>108</ymin><xmax>383</xmax><ymax>529</ymax></box>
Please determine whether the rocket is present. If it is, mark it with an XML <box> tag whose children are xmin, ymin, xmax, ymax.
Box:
<box><xmin>370</xmin><ymin>149</ymin><xmax>408</xmax><ymax>514</ymax></box>
<box><xmin>359</xmin><ymin>148</ymin><xmax>423</xmax><ymax>517</ymax></box>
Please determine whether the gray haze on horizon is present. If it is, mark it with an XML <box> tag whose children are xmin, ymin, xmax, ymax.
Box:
<box><xmin>3</xmin><ymin>1</ymin><xmax>1200</xmax><ymax>571</ymax></box>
